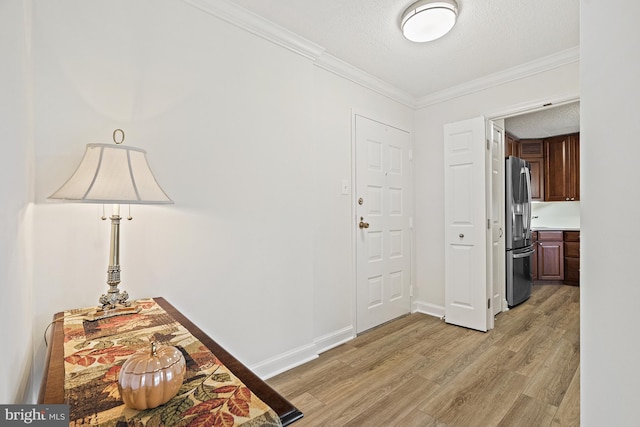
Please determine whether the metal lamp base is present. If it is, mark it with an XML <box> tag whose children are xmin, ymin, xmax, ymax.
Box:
<box><xmin>83</xmin><ymin>283</ymin><xmax>141</xmax><ymax>321</ymax></box>
<box><xmin>82</xmin><ymin>210</ymin><xmax>144</xmax><ymax>322</ymax></box>
<box><xmin>84</xmin><ymin>303</ymin><xmax>141</xmax><ymax>321</ymax></box>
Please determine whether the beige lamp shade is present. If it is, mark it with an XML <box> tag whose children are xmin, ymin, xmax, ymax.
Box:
<box><xmin>49</xmin><ymin>143</ymin><xmax>173</xmax><ymax>204</ymax></box>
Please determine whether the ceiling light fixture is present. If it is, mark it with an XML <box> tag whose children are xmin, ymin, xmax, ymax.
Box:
<box><xmin>401</xmin><ymin>0</ymin><xmax>458</xmax><ymax>43</ymax></box>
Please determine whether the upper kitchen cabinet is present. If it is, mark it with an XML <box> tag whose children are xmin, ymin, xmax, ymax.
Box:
<box><xmin>544</xmin><ymin>133</ymin><xmax>580</xmax><ymax>201</ymax></box>
<box><xmin>519</xmin><ymin>139</ymin><xmax>544</xmax><ymax>201</ymax></box>
<box><xmin>505</xmin><ymin>133</ymin><xmax>520</xmax><ymax>158</ymax></box>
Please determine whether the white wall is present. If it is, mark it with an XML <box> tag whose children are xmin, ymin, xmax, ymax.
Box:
<box><xmin>27</xmin><ymin>0</ymin><xmax>413</xmax><ymax>399</ymax></box>
<box><xmin>413</xmin><ymin>62</ymin><xmax>580</xmax><ymax>310</ymax></box>
<box><xmin>0</xmin><ymin>0</ymin><xmax>34</xmax><ymax>404</ymax></box>
<box><xmin>580</xmin><ymin>2</ymin><xmax>640</xmax><ymax>424</ymax></box>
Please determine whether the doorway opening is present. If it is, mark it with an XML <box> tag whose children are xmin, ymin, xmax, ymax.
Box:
<box><xmin>489</xmin><ymin>98</ymin><xmax>580</xmax><ymax>314</ymax></box>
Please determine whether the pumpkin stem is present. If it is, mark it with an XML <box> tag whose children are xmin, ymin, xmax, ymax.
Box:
<box><xmin>151</xmin><ymin>341</ymin><xmax>157</xmax><ymax>356</ymax></box>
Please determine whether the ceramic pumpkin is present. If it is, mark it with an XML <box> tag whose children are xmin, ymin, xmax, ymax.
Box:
<box><xmin>118</xmin><ymin>342</ymin><xmax>186</xmax><ymax>410</ymax></box>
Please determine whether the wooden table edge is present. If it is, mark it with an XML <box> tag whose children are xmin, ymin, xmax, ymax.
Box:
<box><xmin>153</xmin><ymin>297</ymin><xmax>303</xmax><ymax>425</ymax></box>
<box><xmin>37</xmin><ymin>297</ymin><xmax>303</xmax><ymax>426</ymax></box>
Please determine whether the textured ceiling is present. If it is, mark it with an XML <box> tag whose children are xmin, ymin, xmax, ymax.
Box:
<box><xmin>505</xmin><ymin>102</ymin><xmax>580</xmax><ymax>139</ymax></box>
<box><xmin>228</xmin><ymin>0</ymin><xmax>580</xmax><ymax>98</ymax></box>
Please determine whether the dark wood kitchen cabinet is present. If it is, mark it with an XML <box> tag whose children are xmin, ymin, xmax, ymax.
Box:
<box><xmin>519</xmin><ymin>139</ymin><xmax>544</xmax><ymax>201</ymax></box>
<box><xmin>544</xmin><ymin>133</ymin><xmax>580</xmax><ymax>202</ymax></box>
<box><xmin>505</xmin><ymin>133</ymin><xmax>520</xmax><ymax>158</ymax></box>
<box><xmin>531</xmin><ymin>231</ymin><xmax>538</xmax><ymax>280</ymax></box>
<box><xmin>537</xmin><ymin>230</ymin><xmax>564</xmax><ymax>281</ymax></box>
<box><xmin>564</xmin><ymin>231</ymin><xmax>580</xmax><ymax>286</ymax></box>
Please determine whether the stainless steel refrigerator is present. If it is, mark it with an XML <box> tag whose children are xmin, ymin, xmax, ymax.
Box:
<box><xmin>505</xmin><ymin>156</ymin><xmax>534</xmax><ymax>307</ymax></box>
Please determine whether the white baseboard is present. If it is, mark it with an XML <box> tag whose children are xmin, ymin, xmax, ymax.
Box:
<box><xmin>249</xmin><ymin>343</ymin><xmax>318</xmax><ymax>380</ymax></box>
<box><xmin>249</xmin><ymin>325</ymin><xmax>355</xmax><ymax>380</ymax></box>
<box><xmin>413</xmin><ymin>301</ymin><xmax>445</xmax><ymax>319</ymax></box>
<box><xmin>313</xmin><ymin>325</ymin><xmax>355</xmax><ymax>354</ymax></box>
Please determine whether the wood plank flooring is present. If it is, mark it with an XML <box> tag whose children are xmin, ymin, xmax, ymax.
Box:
<box><xmin>267</xmin><ymin>284</ymin><xmax>579</xmax><ymax>426</ymax></box>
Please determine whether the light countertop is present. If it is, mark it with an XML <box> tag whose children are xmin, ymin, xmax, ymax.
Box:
<box><xmin>533</xmin><ymin>227</ymin><xmax>580</xmax><ymax>231</ymax></box>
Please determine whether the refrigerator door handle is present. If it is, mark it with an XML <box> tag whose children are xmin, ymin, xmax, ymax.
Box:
<box><xmin>522</xmin><ymin>165</ymin><xmax>532</xmax><ymax>239</ymax></box>
<box><xmin>513</xmin><ymin>247</ymin><xmax>535</xmax><ymax>259</ymax></box>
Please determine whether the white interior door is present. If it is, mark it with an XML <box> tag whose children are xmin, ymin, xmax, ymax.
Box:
<box><xmin>355</xmin><ymin>114</ymin><xmax>412</xmax><ymax>334</ymax></box>
<box><xmin>444</xmin><ymin>117</ymin><xmax>492</xmax><ymax>332</ymax></box>
<box><xmin>490</xmin><ymin>121</ymin><xmax>506</xmax><ymax>315</ymax></box>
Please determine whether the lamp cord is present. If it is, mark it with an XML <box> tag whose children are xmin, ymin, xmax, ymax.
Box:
<box><xmin>43</xmin><ymin>311</ymin><xmax>93</xmax><ymax>347</ymax></box>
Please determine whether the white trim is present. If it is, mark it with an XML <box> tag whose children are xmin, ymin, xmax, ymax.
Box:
<box><xmin>182</xmin><ymin>0</ymin><xmax>580</xmax><ymax>110</ymax></box>
<box><xmin>415</xmin><ymin>47</ymin><xmax>581</xmax><ymax>109</ymax></box>
<box><xmin>350</xmin><ymin>109</ymin><xmax>359</xmax><ymax>335</ymax></box>
<box><xmin>313</xmin><ymin>325</ymin><xmax>355</xmax><ymax>354</ymax></box>
<box><xmin>314</xmin><ymin>55</ymin><xmax>416</xmax><ymax>108</ymax></box>
<box><xmin>486</xmin><ymin>93</ymin><xmax>580</xmax><ymax>120</ymax></box>
<box><xmin>182</xmin><ymin>0</ymin><xmax>325</xmax><ymax>61</ymax></box>
<box><xmin>413</xmin><ymin>301</ymin><xmax>445</xmax><ymax>319</ymax></box>
<box><xmin>249</xmin><ymin>343</ymin><xmax>318</xmax><ymax>380</ymax></box>
<box><xmin>249</xmin><ymin>326</ymin><xmax>356</xmax><ymax>379</ymax></box>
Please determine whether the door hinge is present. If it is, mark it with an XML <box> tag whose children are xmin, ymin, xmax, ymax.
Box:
<box><xmin>487</xmin><ymin>219</ymin><xmax>491</xmax><ymax>229</ymax></box>
<box><xmin>486</xmin><ymin>139</ymin><xmax>490</xmax><ymax>150</ymax></box>
<box><xmin>488</xmin><ymin>299</ymin><xmax>491</xmax><ymax>309</ymax></box>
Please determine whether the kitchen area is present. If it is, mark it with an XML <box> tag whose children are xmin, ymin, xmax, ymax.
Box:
<box><xmin>504</xmin><ymin>101</ymin><xmax>580</xmax><ymax>306</ymax></box>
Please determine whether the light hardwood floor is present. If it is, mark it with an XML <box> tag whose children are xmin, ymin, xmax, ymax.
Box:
<box><xmin>267</xmin><ymin>284</ymin><xmax>580</xmax><ymax>426</ymax></box>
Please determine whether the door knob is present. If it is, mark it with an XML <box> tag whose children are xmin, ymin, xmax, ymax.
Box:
<box><xmin>359</xmin><ymin>217</ymin><xmax>370</xmax><ymax>229</ymax></box>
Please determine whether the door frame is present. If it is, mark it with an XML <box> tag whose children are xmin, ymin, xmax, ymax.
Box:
<box><xmin>487</xmin><ymin>94</ymin><xmax>580</xmax><ymax>312</ymax></box>
<box><xmin>486</xmin><ymin>95</ymin><xmax>580</xmax><ymax>125</ymax></box>
<box><xmin>489</xmin><ymin>120</ymin><xmax>507</xmax><ymax>315</ymax></box>
<box><xmin>351</xmin><ymin>109</ymin><xmax>414</xmax><ymax>334</ymax></box>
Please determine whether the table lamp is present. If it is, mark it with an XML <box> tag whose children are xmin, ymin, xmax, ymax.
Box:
<box><xmin>48</xmin><ymin>129</ymin><xmax>173</xmax><ymax>320</ymax></box>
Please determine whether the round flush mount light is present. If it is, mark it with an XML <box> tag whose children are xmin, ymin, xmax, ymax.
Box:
<box><xmin>401</xmin><ymin>0</ymin><xmax>458</xmax><ymax>42</ymax></box>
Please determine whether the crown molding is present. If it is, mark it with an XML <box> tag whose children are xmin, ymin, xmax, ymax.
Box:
<box><xmin>415</xmin><ymin>46</ymin><xmax>580</xmax><ymax>109</ymax></box>
<box><xmin>182</xmin><ymin>0</ymin><xmax>579</xmax><ymax>111</ymax></box>
<box><xmin>314</xmin><ymin>54</ymin><xmax>416</xmax><ymax>108</ymax></box>
<box><xmin>182</xmin><ymin>0</ymin><xmax>325</xmax><ymax>61</ymax></box>
<box><xmin>182</xmin><ymin>0</ymin><xmax>415</xmax><ymax>107</ymax></box>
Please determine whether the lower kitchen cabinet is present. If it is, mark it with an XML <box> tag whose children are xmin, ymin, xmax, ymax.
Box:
<box><xmin>564</xmin><ymin>231</ymin><xmax>580</xmax><ymax>285</ymax></box>
<box><xmin>531</xmin><ymin>231</ymin><xmax>538</xmax><ymax>280</ymax></box>
<box><xmin>537</xmin><ymin>231</ymin><xmax>564</xmax><ymax>281</ymax></box>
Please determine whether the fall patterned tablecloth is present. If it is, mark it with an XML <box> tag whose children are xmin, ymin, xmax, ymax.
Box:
<box><xmin>62</xmin><ymin>299</ymin><xmax>282</xmax><ymax>427</ymax></box>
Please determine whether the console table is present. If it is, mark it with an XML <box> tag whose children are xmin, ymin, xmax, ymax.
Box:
<box><xmin>38</xmin><ymin>297</ymin><xmax>302</xmax><ymax>426</ymax></box>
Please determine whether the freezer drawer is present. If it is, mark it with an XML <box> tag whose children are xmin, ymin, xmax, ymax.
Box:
<box><xmin>506</xmin><ymin>246</ymin><xmax>534</xmax><ymax>307</ymax></box>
